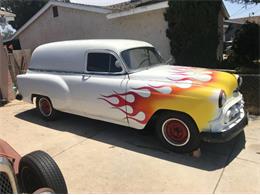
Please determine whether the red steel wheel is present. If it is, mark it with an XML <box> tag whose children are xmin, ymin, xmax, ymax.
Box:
<box><xmin>39</xmin><ymin>97</ymin><xmax>52</xmax><ymax>117</ymax></box>
<box><xmin>162</xmin><ymin>118</ymin><xmax>190</xmax><ymax>146</ymax></box>
<box><xmin>155</xmin><ymin>112</ymin><xmax>200</xmax><ymax>153</ymax></box>
<box><xmin>36</xmin><ymin>96</ymin><xmax>57</xmax><ymax>120</ymax></box>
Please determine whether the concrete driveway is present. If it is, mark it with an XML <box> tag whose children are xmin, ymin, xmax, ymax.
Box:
<box><xmin>0</xmin><ymin>101</ymin><xmax>260</xmax><ymax>193</ymax></box>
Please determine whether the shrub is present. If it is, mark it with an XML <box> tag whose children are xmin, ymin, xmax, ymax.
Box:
<box><xmin>164</xmin><ymin>0</ymin><xmax>222</xmax><ymax>68</ymax></box>
<box><xmin>232</xmin><ymin>21</ymin><xmax>259</xmax><ymax>66</ymax></box>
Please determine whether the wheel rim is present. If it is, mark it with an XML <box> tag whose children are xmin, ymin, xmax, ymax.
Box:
<box><xmin>39</xmin><ymin>98</ymin><xmax>52</xmax><ymax>117</ymax></box>
<box><xmin>162</xmin><ymin>118</ymin><xmax>190</xmax><ymax>146</ymax></box>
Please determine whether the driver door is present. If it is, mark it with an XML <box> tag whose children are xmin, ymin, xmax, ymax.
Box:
<box><xmin>68</xmin><ymin>50</ymin><xmax>129</xmax><ymax>126</ymax></box>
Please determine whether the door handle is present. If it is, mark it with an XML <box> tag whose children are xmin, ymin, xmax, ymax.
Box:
<box><xmin>82</xmin><ymin>74</ymin><xmax>90</xmax><ymax>81</ymax></box>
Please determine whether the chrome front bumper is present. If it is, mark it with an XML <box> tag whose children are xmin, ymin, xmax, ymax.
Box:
<box><xmin>201</xmin><ymin>92</ymin><xmax>248</xmax><ymax>142</ymax></box>
<box><xmin>0</xmin><ymin>157</ymin><xmax>18</xmax><ymax>193</ymax></box>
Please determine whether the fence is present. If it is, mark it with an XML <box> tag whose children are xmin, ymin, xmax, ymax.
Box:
<box><xmin>0</xmin><ymin>35</ymin><xmax>31</xmax><ymax>103</ymax></box>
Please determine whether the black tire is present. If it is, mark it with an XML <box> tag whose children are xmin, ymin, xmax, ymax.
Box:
<box><xmin>36</xmin><ymin>96</ymin><xmax>57</xmax><ymax>120</ymax></box>
<box><xmin>18</xmin><ymin>150</ymin><xmax>68</xmax><ymax>194</ymax></box>
<box><xmin>155</xmin><ymin>111</ymin><xmax>200</xmax><ymax>153</ymax></box>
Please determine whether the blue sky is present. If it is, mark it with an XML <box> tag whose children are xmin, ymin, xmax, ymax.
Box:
<box><xmin>70</xmin><ymin>0</ymin><xmax>260</xmax><ymax>19</ymax></box>
<box><xmin>223</xmin><ymin>1</ymin><xmax>260</xmax><ymax>18</ymax></box>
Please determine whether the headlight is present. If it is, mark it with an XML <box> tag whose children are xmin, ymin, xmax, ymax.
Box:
<box><xmin>219</xmin><ymin>90</ymin><xmax>227</xmax><ymax>108</ymax></box>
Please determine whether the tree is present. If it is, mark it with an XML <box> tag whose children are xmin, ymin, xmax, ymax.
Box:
<box><xmin>0</xmin><ymin>0</ymin><xmax>70</xmax><ymax>30</ymax></box>
<box><xmin>231</xmin><ymin>22</ymin><xmax>259</xmax><ymax>64</ymax></box>
<box><xmin>164</xmin><ymin>0</ymin><xmax>222</xmax><ymax>68</ymax></box>
<box><xmin>225</xmin><ymin>0</ymin><xmax>259</xmax><ymax>4</ymax></box>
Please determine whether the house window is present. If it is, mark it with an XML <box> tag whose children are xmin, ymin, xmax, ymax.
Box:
<box><xmin>52</xmin><ymin>6</ymin><xmax>58</xmax><ymax>17</ymax></box>
<box><xmin>87</xmin><ymin>53</ymin><xmax>122</xmax><ymax>73</ymax></box>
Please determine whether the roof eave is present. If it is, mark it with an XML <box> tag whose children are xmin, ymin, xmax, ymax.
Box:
<box><xmin>221</xmin><ymin>1</ymin><xmax>230</xmax><ymax>19</ymax></box>
<box><xmin>224</xmin><ymin>19</ymin><xmax>244</xmax><ymax>24</ymax></box>
<box><xmin>106</xmin><ymin>1</ymin><xmax>168</xmax><ymax>19</ymax></box>
<box><xmin>107</xmin><ymin>1</ymin><xmax>230</xmax><ymax>20</ymax></box>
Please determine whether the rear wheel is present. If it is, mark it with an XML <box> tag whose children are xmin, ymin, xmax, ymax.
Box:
<box><xmin>155</xmin><ymin>112</ymin><xmax>200</xmax><ymax>153</ymax></box>
<box><xmin>36</xmin><ymin>96</ymin><xmax>57</xmax><ymax>120</ymax></box>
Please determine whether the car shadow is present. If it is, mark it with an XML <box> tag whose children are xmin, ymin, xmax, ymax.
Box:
<box><xmin>15</xmin><ymin>108</ymin><xmax>246</xmax><ymax>171</ymax></box>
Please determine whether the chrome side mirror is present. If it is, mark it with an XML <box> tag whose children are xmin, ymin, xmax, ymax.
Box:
<box><xmin>115</xmin><ymin>60</ymin><xmax>122</xmax><ymax>68</ymax></box>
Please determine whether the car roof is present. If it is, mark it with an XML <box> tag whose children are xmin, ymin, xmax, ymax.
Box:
<box><xmin>30</xmin><ymin>39</ymin><xmax>154</xmax><ymax>72</ymax></box>
<box><xmin>37</xmin><ymin>39</ymin><xmax>154</xmax><ymax>54</ymax></box>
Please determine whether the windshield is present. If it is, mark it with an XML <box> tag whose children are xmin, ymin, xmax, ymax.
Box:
<box><xmin>121</xmin><ymin>47</ymin><xmax>165</xmax><ymax>72</ymax></box>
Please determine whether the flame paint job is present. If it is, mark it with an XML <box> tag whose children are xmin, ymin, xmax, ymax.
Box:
<box><xmin>17</xmin><ymin>40</ymin><xmax>243</xmax><ymax>136</ymax></box>
<box><xmin>100</xmin><ymin>65</ymin><xmax>238</xmax><ymax>131</ymax></box>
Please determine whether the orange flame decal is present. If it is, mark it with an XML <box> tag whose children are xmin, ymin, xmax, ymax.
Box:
<box><xmin>100</xmin><ymin>66</ymin><xmax>215</xmax><ymax>126</ymax></box>
<box><xmin>100</xmin><ymin>85</ymin><xmax>173</xmax><ymax>125</ymax></box>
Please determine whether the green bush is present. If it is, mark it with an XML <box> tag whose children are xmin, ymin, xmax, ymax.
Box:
<box><xmin>164</xmin><ymin>0</ymin><xmax>221</xmax><ymax>68</ymax></box>
<box><xmin>220</xmin><ymin>25</ymin><xmax>260</xmax><ymax>73</ymax></box>
<box><xmin>240</xmin><ymin>76</ymin><xmax>260</xmax><ymax>115</ymax></box>
<box><xmin>227</xmin><ymin>21</ymin><xmax>260</xmax><ymax>72</ymax></box>
<box><xmin>232</xmin><ymin>22</ymin><xmax>259</xmax><ymax>63</ymax></box>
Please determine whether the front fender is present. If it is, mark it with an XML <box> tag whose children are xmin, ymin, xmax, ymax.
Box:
<box><xmin>149</xmin><ymin>86</ymin><xmax>221</xmax><ymax>132</ymax></box>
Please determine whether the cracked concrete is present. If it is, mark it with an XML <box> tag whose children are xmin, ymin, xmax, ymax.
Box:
<box><xmin>0</xmin><ymin>101</ymin><xmax>259</xmax><ymax>193</ymax></box>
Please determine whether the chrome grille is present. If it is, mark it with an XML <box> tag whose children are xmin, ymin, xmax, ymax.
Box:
<box><xmin>0</xmin><ymin>172</ymin><xmax>13</xmax><ymax>194</ymax></box>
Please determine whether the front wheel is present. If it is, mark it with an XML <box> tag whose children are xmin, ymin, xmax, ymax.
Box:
<box><xmin>155</xmin><ymin>112</ymin><xmax>200</xmax><ymax>153</ymax></box>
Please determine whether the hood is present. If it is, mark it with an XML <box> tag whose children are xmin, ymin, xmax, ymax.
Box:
<box><xmin>129</xmin><ymin>65</ymin><xmax>238</xmax><ymax>97</ymax></box>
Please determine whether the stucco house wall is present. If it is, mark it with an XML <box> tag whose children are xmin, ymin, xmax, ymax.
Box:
<box><xmin>16</xmin><ymin>1</ymin><xmax>228</xmax><ymax>63</ymax></box>
<box><xmin>18</xmin><ymin>7</ymin><xmax>108</xmax><ymax>50</ymax></box>
<box><xmin>106</xmin><ymin>9</ymin><xmax>171</xmax><ymax>60</ymax></box>
<box><xmin>18</xmin><ymin>5</ymin><xmax>171</xmax><ymax>60</ymax></box>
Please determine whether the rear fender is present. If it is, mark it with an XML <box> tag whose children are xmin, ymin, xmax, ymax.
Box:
<box><xmin>17</xmin><ymin>73</ymin><xmax>70</xmax><ymax>110</ymax></box>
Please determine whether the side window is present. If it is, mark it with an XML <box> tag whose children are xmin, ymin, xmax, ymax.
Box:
<box><xmin>87</xmin><ymin>53</ymin><xmax>122</xmax><ymax>73</ymax></box>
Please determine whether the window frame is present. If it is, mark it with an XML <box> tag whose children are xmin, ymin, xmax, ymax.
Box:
<box><xmin>120</xmin><ymin>47</ymin><xmax>165</xmax><ymax>73</ymax></box>
<box><xmin>85</xmin><ymin>49</ymin><xmax>127</xmax><ymax>75</ymax></box>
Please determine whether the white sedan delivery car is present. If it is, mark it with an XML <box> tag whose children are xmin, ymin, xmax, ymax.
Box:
<box><xmin>17</xmin><ymin>39</ymin><xmax>248</xmax><ymax>153</ymax></box>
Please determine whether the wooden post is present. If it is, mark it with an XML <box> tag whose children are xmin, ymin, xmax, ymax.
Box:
<box><xmin>0</xmin><ymin>35</ymin><xmax>15</xmax><ymax>101</ymax></box>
